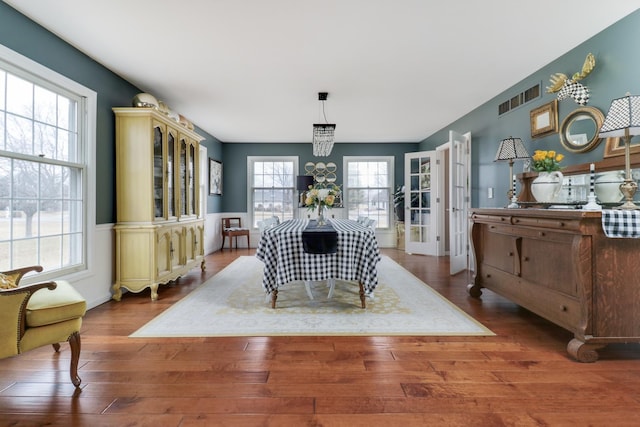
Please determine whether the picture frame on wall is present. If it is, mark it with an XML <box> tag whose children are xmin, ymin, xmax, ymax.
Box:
<box><xmin>530</xmin><ymin>100</ymin><xmax>558</xmax><ymax>138</ymax></box>
<box><xmin>209</xmin><ymin>158</ymin><xmax>222</xmax><ymax>195</ymax></box>
<box><xmin>603</xmin><ymin>136</ymin><xmax>640</xmax><ymax>158</ymax></box>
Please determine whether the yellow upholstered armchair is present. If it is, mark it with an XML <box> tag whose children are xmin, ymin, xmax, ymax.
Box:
<box><xmin>0</xmin><ymin>266</ymin><xmax>87</xmax><ymax>388</ymax></box>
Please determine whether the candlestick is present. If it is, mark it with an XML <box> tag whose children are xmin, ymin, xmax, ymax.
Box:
<box><xmin>583</xmin><ymin>163</ymin><xmax>601</xmax><ymax>210</ymax></box>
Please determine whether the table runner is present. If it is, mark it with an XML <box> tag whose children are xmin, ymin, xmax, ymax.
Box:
<box><xmin>256</xmin><ymin>219</ymin><xmax>381</xmax><ymax>294</ymax></box>
<box><xmin>601</xmin><ymin>209</ymin><xmax>640</xmax><ymax>238</ymax></box>
<box><xmin>302</xmin><ymin>220</ymin><xmax>338</xmax><ymax>254</ymax></box>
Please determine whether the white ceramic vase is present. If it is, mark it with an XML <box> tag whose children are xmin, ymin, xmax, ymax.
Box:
<box><xmin>531</xmin><ymin>171</ymin><xmax>563</xmax><ymax>203</ymax></box>
<box><xmin>595</xmin><ymin>171</ymin><xmax>625</xmax><ymax>203</ymax></box>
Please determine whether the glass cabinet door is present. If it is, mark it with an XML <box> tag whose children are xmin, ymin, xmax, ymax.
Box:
<box><xmin>153</xmin><ymin>126</ymin><xmax>164</xmax><ymax>219</ymax></box>
<box><xmin>179</xmin><ymin>138</ymin><xmax>187</xmax><ymax>217</ymax></box>
<box><xmin>189</xmin><ymin>142</ymin><xmax>197</xmax><ymax>216</ymax></box>
<box><xmin>167</xmin><ymin>131</ymin><xmax>176</xmax><ymax>218</ymax></box>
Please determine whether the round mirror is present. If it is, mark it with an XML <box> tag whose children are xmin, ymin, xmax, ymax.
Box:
<box><xmin>315</xmin><ymin>162</ymin><xmax>326</xmax><ymax>173</ymax></box>
<box><xmin>559</xmin><ymin>106</ymin><xmax>604</xmax><ymax>153</ymax></box>
<box><xmin>304</xmin><ymin>162</ymin><xmax>315</xmax><ymax>173</ymax></box>
<box><xmin>326</xmin><ymin>162</ymin><xmax>337</xmax><ymax>172</ymax></box>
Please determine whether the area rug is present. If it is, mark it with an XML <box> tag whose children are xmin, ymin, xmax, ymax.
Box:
<box><xmin>130</xmin><ymin>256</ymin><xmax>493</xmax><ymax>337</ymax></box>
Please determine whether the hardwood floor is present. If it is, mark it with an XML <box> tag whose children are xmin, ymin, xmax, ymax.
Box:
<box><xmin>2</xmin><ymin>248</ymin><xmax>640</xmax><ymax>426</ymax></box>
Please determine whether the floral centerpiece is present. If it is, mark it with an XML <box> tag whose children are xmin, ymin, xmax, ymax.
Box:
<box><xmin>304</xmin><ymin>183</ymin><xmax>340</xmax><ymax>225</ymax></box>
<box><xmin>531</xmin><ymin>150</ymin><xmax>565</xmax><ymax>203</ymax></box>
<box><xmin>532</xmin><ymin>150</ymin><xmax>564</xmax><ymax>172</ymax></box>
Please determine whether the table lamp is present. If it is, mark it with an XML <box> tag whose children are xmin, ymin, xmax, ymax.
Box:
<box><xmin>599</xmin><ymin>93</ymin><xmax>640</xmax><ymax>209</ymax></box>
<box><xmin>494</xmin><ymin>137</ymin><xmax>530</xmax><ymax>207</ymax></box>
<box><xmin>297</xmin><ymin>175</ymin><xmax>314</xmax><ymax>206</ymax></box>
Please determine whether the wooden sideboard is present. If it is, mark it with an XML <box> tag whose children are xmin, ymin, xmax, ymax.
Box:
<box><xmin>469</xmin><ymin>208</ymin><xmax>640</xmax><ymax>362</ymax></box>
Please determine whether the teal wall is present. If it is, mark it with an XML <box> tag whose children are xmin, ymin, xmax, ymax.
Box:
<box><xmin>221</xmin><ymin>142</ymin><xmax>417</xmax><ymax>212</ymax></box>
<box><xmin>5</xmin><ymin>2</ymin><xmax>638</xmax><ymax>216</ymax></box>
<box><xmin>0</xmin><ymin>2</ymin><xmax>222</xmax><ymax>224</ymax></box>
<box><xmin>420</xmin><ymin>9</ymin><xmax>640</xmax><ymax>208</ymax></box>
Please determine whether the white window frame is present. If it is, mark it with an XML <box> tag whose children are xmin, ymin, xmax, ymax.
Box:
<box><xmin>343</xmin><ymin>156</ymin><xmax>394</xmax><ymax>229</ymax></box>
<box><xmin>0</xmin><ymin>43</ymin><xmax>96</xmax><ymax>283</ymax></box>
<box><xmin>247</xmin><ymin>156</ymin><xmax>298</xmax><ymax>228</ymax></box>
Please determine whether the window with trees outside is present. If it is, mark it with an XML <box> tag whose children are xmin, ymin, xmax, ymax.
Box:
<box><xmin>344</xmin><ymin>156</ymin><xmax>394</xmax><ymax>228</ymax></box>
<box><xmin>0</xmin><ymin>47</ymin><xmax>94</xmax><ymax>278</ymax></box>
<box><xmin>248</xmin><ymin>157</ymin><xmax>297</xmax><ymax>227</ymax></box>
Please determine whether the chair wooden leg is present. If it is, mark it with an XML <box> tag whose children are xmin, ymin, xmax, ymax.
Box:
<box><xmin>221</xmin><ymin>235</ymin><xmax>226</xmax><ymax>250</ymax></box>
<box><xmin>68</xmin><ymin>331</ymin><xmax>82</xmax><ymax>388</ymax></box>
<box><xmin>52</xmin><ymin>343</ymin><xmax>61</xmax><ymax>352</ymax></box>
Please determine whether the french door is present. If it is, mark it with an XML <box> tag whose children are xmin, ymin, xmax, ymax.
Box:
<box><xmin>404</xmin><ymin>151</ymin><xmax>439</xmax><ymax>255</ymax></box>
<box><xmin>448</xmin><ymin>131</ymin><xmax>471</xmax><ymax>274</ymax></box>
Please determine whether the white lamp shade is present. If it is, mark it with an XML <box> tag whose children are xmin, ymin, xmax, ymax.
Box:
<box><xmin>599</xmin><ymin>94</ymin><xmax>640</xmax><ymax>137</ymax></box>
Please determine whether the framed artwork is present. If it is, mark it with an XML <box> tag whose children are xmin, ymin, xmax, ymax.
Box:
<box><xmin>603</xmin><ymin>136</ymin><xmax>640</xmax><ymax>158</ymax></box>
<box><xmin>530</xmin><ymin>100</ymin><xmax>558</xmax><ymax>138</ymax></box>
<box><xmin>209</xmin><ymin>158</ymin><xmax>222</xmax><ymax>195</ymax></box>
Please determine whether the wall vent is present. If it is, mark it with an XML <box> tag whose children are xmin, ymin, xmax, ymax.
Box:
<box><xmin>498</xmin><ymin>83</ymin><xmax>541</xmax><ymax>116</ymax></box>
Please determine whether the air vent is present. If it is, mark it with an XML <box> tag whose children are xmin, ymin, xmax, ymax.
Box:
<box><xmin>498</xmin><ymin>83</ymin><xmax>541</xmax><ymax>116</ymax></box>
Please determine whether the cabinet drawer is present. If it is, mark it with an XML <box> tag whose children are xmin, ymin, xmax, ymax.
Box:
<box><xmin>480</xmin><ymin>265</ymin><xmax>582</xmax><ymax>332</ymax></box>
<box><xmin>480</xmin><ymin>228</ymin><xmax>516</xmax><ymax>273</ymax></box>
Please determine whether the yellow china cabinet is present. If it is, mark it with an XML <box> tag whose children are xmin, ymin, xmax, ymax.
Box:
<box><xmin>112</xmin><ymin>107</ymin><xmax>205</xmax><ymax>301</ymax></box>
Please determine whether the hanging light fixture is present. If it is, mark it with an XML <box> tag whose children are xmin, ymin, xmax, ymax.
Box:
<box><xmin>313</xmin><ymin>92</ymin><xmax>336</xmax><ymax>157</ymax></box>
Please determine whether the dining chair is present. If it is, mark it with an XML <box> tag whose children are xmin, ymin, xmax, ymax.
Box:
<box><xmin>221</xmin><ymin>217</ymin><xmax>250</xmax><ymax>249</ymax></box>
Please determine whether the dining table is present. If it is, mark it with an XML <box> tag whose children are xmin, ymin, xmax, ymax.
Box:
<box><xmin>255</xmin><ymin>218</ymin><xmax>381</xmax><ymax>308</ymax></box>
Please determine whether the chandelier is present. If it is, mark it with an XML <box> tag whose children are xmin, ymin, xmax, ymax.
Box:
<box><xmin>313</xmin><ymin>92</ymin><xmax>336</xmax><ymax>156</ymax></box>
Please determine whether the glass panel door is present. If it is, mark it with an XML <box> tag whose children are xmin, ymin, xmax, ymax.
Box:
<box><xmin>167</xmin><ymin>131</ymin><xmax>175</xmax><ymax>218</ymax></box>
<box><xmin>189</xmin><ymin>142</ymin><xmax>196</xmax><ymax>216</ymax></box>
<box><xmin>404</xmin><ymin>151</ymin><xmax>438</xmax><ymax>255</ymax></box>
<box><xmin>179</xmin><ymin>138</ymin><xmax>187</xmax><ymax>217</ymax></box>
<box><xmin>153</xmin><ymin>125</ymin><xmax>164</xmax><ymax>219</ymax></box>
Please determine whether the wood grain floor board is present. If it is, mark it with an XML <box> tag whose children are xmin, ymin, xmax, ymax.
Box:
<box><xmin>1</xmin><ymin>248</ymin><xmax>639</xmax><ymax>426</ymax></box>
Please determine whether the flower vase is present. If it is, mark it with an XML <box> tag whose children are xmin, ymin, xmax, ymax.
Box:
<box><xmin>595</xmin><ymin>171</ymin><xmax>625</xmax><ymax>203</ymax></box>
<box><xmin>531</xmin><ymin>171</ymin><xmax>563</xmax><ymax>203</ymax></box>
<box><xmin>317</xmin><ymin>204</ymin><xmax>326</xmax><ymax>226</ymax></box>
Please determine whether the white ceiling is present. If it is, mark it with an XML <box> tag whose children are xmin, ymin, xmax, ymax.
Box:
<box><xmin>5</xmin><ymin>1</ymin><xmax>640</xmax><ymax>143</ymax></box>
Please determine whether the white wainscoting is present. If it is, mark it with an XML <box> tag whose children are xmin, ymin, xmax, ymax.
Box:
<box><xmin>69</xmin><ymin>215</ymin><xmax>394</xmax><ymax>312</ymax></box>
<box><xmin>205</xmin><ymin>212</ymin><xmax>395</xmax><ymax>250</ymax></box>
<box><xmin>47</xmin><ymin>223</ymin><xmax>115</xmax><ymax>310</ymax></box>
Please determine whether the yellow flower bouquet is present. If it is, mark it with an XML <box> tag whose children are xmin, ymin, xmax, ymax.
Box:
<box><xmin>304</xmin><ymin>183</ymin><xmax>340</xmax><ymax>210</ymax></box>
<box><xmin>304</xmin><ymin>183</ymin><xmax>340</xmax><ymax>225</ymax></box>
<box><xmin>532</xmin><ymin>150</ymin><xmax>564</xmax><ymax>172</ymax></box>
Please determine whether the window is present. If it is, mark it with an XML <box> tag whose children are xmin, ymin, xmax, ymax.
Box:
<box><xmin>0</xmin><ymin>45</ymin><xmax>95</xmax><ymax>280</ymax></box>
<box><xmin>248</xmin><ymin>157</ymin><xmax>297</xmax><ymax>227</ymax></box>
<box><xmin>343</xmin><ymin>156</ymin><xmax>394</xmax><ymax>228</ymax></box>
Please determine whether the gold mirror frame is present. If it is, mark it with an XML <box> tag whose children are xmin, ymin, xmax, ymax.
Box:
<box><xmin>558</xmin><ymin>106</ymin><xmax>604</xmax><ymax>153</ymax></box>
<box><xmin>603</xmin><ymin>136</ymin><xmax>640</xmax><ymax>158</ymax></box>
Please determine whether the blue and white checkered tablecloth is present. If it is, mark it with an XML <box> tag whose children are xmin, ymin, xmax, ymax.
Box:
<box><xmin>601</xmin><ymin>209</ymin><xmax>640</xmax><ymax>238</ymax></box>
<box><xmin>256</xmin><ymin>219</ymin><xmax>381</xmax><ymax>294</ymax></box>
